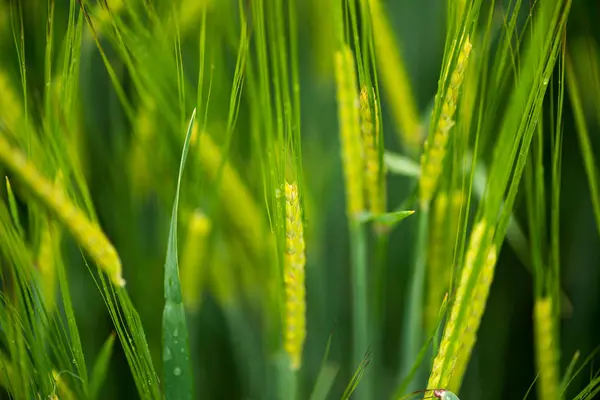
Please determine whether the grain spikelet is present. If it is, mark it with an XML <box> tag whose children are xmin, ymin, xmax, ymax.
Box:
<box><xmin>448</xmin><ymin>245</ymin><xmax>498</xmax><ymax>391</ymax></box>
<box><xmin>283</xmin><ymin>181</ymin><xmax>306</xmax><ymax>370</ymax></box>
<box><xmin>0</xmin><ymin>134</ymin><xmax>125</xmax><ymax>287</ymax></box>
<box><xmin>426</xmin><ymin>219</ymin><xmax>488</xmax><ymax>395</ymax></box>
<box><xmin>334</xmin><ymin>47</ymin><xmax>364</xmax><ymax>218</ymax></box>
<box><xmin>535</xmin><ymin>297</ymin><xmax>560</xmax><ymax>400</ymax></box>
<box><xmin>181</xmin><ymin>209</ymin><xmax>212</xmax><ymax>312</ymax></box>
<box><xmin>360</xmin><ymin>86</ymin><xmax>385</xmax><ymax>218</ymax></box>
<box><xmin>419</xmin><ymin>37</ymin><xmax>472</xmax><ymax>209</ymax></box>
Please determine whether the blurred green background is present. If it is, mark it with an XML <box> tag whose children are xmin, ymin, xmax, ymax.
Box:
<box><xmin>1</xmin><ymin>0</ymin><xmax>600</xmax><ymax>399</ymax></box>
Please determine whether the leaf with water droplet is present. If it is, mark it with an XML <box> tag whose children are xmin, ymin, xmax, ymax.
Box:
<box><xmin>162</xmin><ymin>109</ymin><xmax>196</xmax><ymax>400</ymax></box>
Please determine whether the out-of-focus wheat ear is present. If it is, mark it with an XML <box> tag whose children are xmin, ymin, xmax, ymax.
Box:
<box><xmin>37</xmin><ymin>216</ymin><xmax>59</xmax><ymax>312</ymax></box>
<box><xmin>368</xmin><ymin>0</ymin><xmax>421</xmax><ymax>151</ymax></box>
<box><xmin>181</xmin><ymin>209</ymin><xmax>211</xmax><ymax>312</ymax></box>
<box><xmin>130</xmin><ymin>100</ymin><xmax>156</xmax><ymax>194</ymax></box>
<box><xmin>0</xmin><ymin>134</ymin><xmax>125</xmax><ymax>287</ymax></box>
<box><xmin>448</xmin><ymin>244</ymin><xmax>498</xmax><ymax>391</ymax></box>
<box><xmin>198</xmin><ymin>132</ymin><xmax>266</xmax><ymax>261</ymax></box>
<box><xmin>426</xmin><ymin>219</ymin><xmax>487</xmax><ymax>394</ymax></box>
<box><xmin>419</xmin><ymin>37</ymin><xmax>472</xmax><ymax>210</ymax></box>
<box><xmin>534</xmin><ymin>297</ymin><xmax>560</xmax><ymax>400</ymax></box>
<box><xmin>334</xmin><ymin>47</ymin><xmax>364</xmax><ymax>219</ymax></box>
<box><xmin>283</xmin><ymin>181</ymin><xmax>307</xmax><ymax>371</ymax></box>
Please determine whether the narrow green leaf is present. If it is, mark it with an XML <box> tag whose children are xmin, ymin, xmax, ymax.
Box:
<box><xmin>89</xmin><ymin>332</ymin><xmax>116</xmax><ymax>400</ymax></box>
<box><xmin>310</xmin><ymin>326</ymin><xmax>338</xmax><ymax>400</ymax></box>
<box><xmin>340</xmin><ymin>348</ymin><xmax>372</xmax><ymax>400</ymax></box>
<box><xmin>358</xmin><ymin>209</ymin><xmax>415</xmax><ymax>227</ymax></box>
<box><xmin>309</xmin><ymin>363</ymin><xmax>339</xmax><ymax>400</ymax></box>
<box><xmin>162</xmin><ymin>108</ymin><xmax>197</xmax><ymax>400</ymax></box>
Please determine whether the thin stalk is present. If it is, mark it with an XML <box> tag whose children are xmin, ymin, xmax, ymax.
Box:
<box><xmin>400</xmin><ymin>207</ymin><xmax>429</xmax><ymax>391</ymax></box>
<box><xmin>373</xmin><ymin>231</ymin><xmax>388</xmax><ymax>399</ymax></box>
<box><xmin>350</xmin><ymin>219</ymin><xmax>370</xmax><ymax>399</ymax></box>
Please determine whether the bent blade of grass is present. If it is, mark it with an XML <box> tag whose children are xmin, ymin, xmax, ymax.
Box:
<box><xmin>309</xmin><ymin>363</ymin><xmax>339</xmax><ymax>400</ymax></box>
<box><xmin>341</xmin><ymin>348</ymin><xmax>372</xmax><ymax>400</ymax></box>
<box><xmin>310</xmin><ymin>325</ymin><xmax>338</xmax><ymax>400</ymax></box>
<box><xmin>162</xmin><ymin>108</ymin><xmax>196</xmax><ymax>400</ymax></box>
<box><xmin>89</xmin><ymin>332</ymin><xmax>116</xmax><ymax>400</ymax></box>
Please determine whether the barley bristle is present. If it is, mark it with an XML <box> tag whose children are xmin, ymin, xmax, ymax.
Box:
<box><xmin>283</xmin><ymin>181</ymin><xmax>306</xmax><ymax>370</ymax></box>
<box><xmin>426</xmin><ymin>219</ymin><xmax>487</xmax><ymax>394</ymax></box>
<box><xmin>334</xmin><ymin>47</ymin><xmax>364</xmax><ymax>218</ymax></box>
<box><xmin>0</xmin><ymin>134</ymin><xmax>125</xmax><ymax>287</ymax></box>
<box><xmin>419</xmin><ymin>37</ymin><xmax>472</xmax><ymax>209</ymax></box>
<box><xmin>535</xmin><ymin>297</ymin><xmax>560</xmax><ymax>400</ymax></box>
<box><xmin>360</xmin><ymin>86</ymin><xmax>385</xmax><ymax>218</ymax></box>
<box><xmin>181</xmin><ymin>209</ymin><xmax>212</xmax><ymax>312</ymax></box>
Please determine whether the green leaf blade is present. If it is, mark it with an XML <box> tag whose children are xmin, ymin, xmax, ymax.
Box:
<box><xmin>162</xmin><ymin>108</ymin><xmax>197</xmax><ymax>400</ymax></box>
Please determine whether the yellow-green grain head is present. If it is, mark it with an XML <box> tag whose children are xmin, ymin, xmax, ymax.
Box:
<box><xmin>283</xmin><ymin>181</ymin><xmax>306</xmax><ymax>370</ymax></box>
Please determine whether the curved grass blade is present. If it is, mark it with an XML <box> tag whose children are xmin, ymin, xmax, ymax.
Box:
<box><xmin>341</xmin><ymin>348</ymin><xmax>372</xmax><ymax>400</ymax></box>
<box><xmin>89</xmin><ymin>332</ymin><xmax>116</xmax><ymax>400</ymax></box>
<box><xmin>310</xmin><ymin>324</ymin><xmax>339</xmax><ymax>400</ymax></box>
<box><xmin>162</xmin><ymin>108</ymin><xmax>197</xmax><ymax>400</ymax></box>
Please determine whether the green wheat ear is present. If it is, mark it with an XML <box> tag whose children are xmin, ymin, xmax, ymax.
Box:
<box><xmin>283</xmin><ymin>181</ymin><xmax>307</xmax><ymax>371</ymax></box>
<box><xmin>419</xmin><ymin>37</ymin><xmax>472</xmax><ymax>210</ymax></box>
<box><xmin>334</xmin><ymin>46</ymin><xmax>364</xmax><ymax>219</ymax></box>
<box><xmin>0</xmin><ymin>134</ymin><xmax>125</xmax><ymax>287</ymax></box>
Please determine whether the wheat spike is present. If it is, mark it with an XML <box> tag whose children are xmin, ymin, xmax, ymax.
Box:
<box><xmin>334</xmin><ymin>47</ymin><xmax>364</xmax><ymax>218</ymax></box>
<box><xmin>283</xmin><ymin>181</ymin><xmax>307</xmax><ymax>370</ymax></box>
<box><xmin>426</xmin><ymin>219</ymin><xmax>487</xmax><ymax>394</ymax></box>
<box><xmin>0</xmin><ymin>134</ymin><xmax>125</xmax><ymax>287</ymax></box>
<box><xmin>419</xmin><ymin>37</ymin><xmax>472</xmax><ymax>209</ymax></box>
<box><xmin>360</xmin><ymin>86</ymin><xmax>385</xmax><ymax>219</ymax></box>
<box><xmin>448</xmin><ymin>244</ymin><xmax>498</xmax><ymax>391</ymax></box>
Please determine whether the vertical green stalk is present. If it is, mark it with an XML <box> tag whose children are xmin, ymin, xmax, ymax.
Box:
<box><xmin>350</xmin><ymin>219</ymin><xmax>370</xmax><ymax>399</ymax></box>
<box><xmin>400</xmin><ymin>207</ymin><xmax>428</xmax><ymax>391</ymax></box>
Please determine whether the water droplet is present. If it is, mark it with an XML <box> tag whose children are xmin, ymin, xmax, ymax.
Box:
<box><xmin>543</xmin><ymin>78</ymin><xmax>548</xmax><ymax>85</ymax></box>
<box><xmin>72</xmin><ymin>359</ymin><xmax>76</xmax><ymax>364</ymax></box>
<box><xmin>180</xmin><ymin>348</ymin><xmax>184</xmax><ymax>353</ymax></box>
<box><xmin>173</xmin><ymin>329</ymin><xmax>179</xmax><ymax>337</ymax></box>
<box><xmin>173</xmin><ymin>367</ymin><xmax>181</xmax><ymax>376</ymax></box>
<box><xmin>164</xmin><ymin>347</ymin><xmax>172</xmax><ymax>361</ymax></box>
